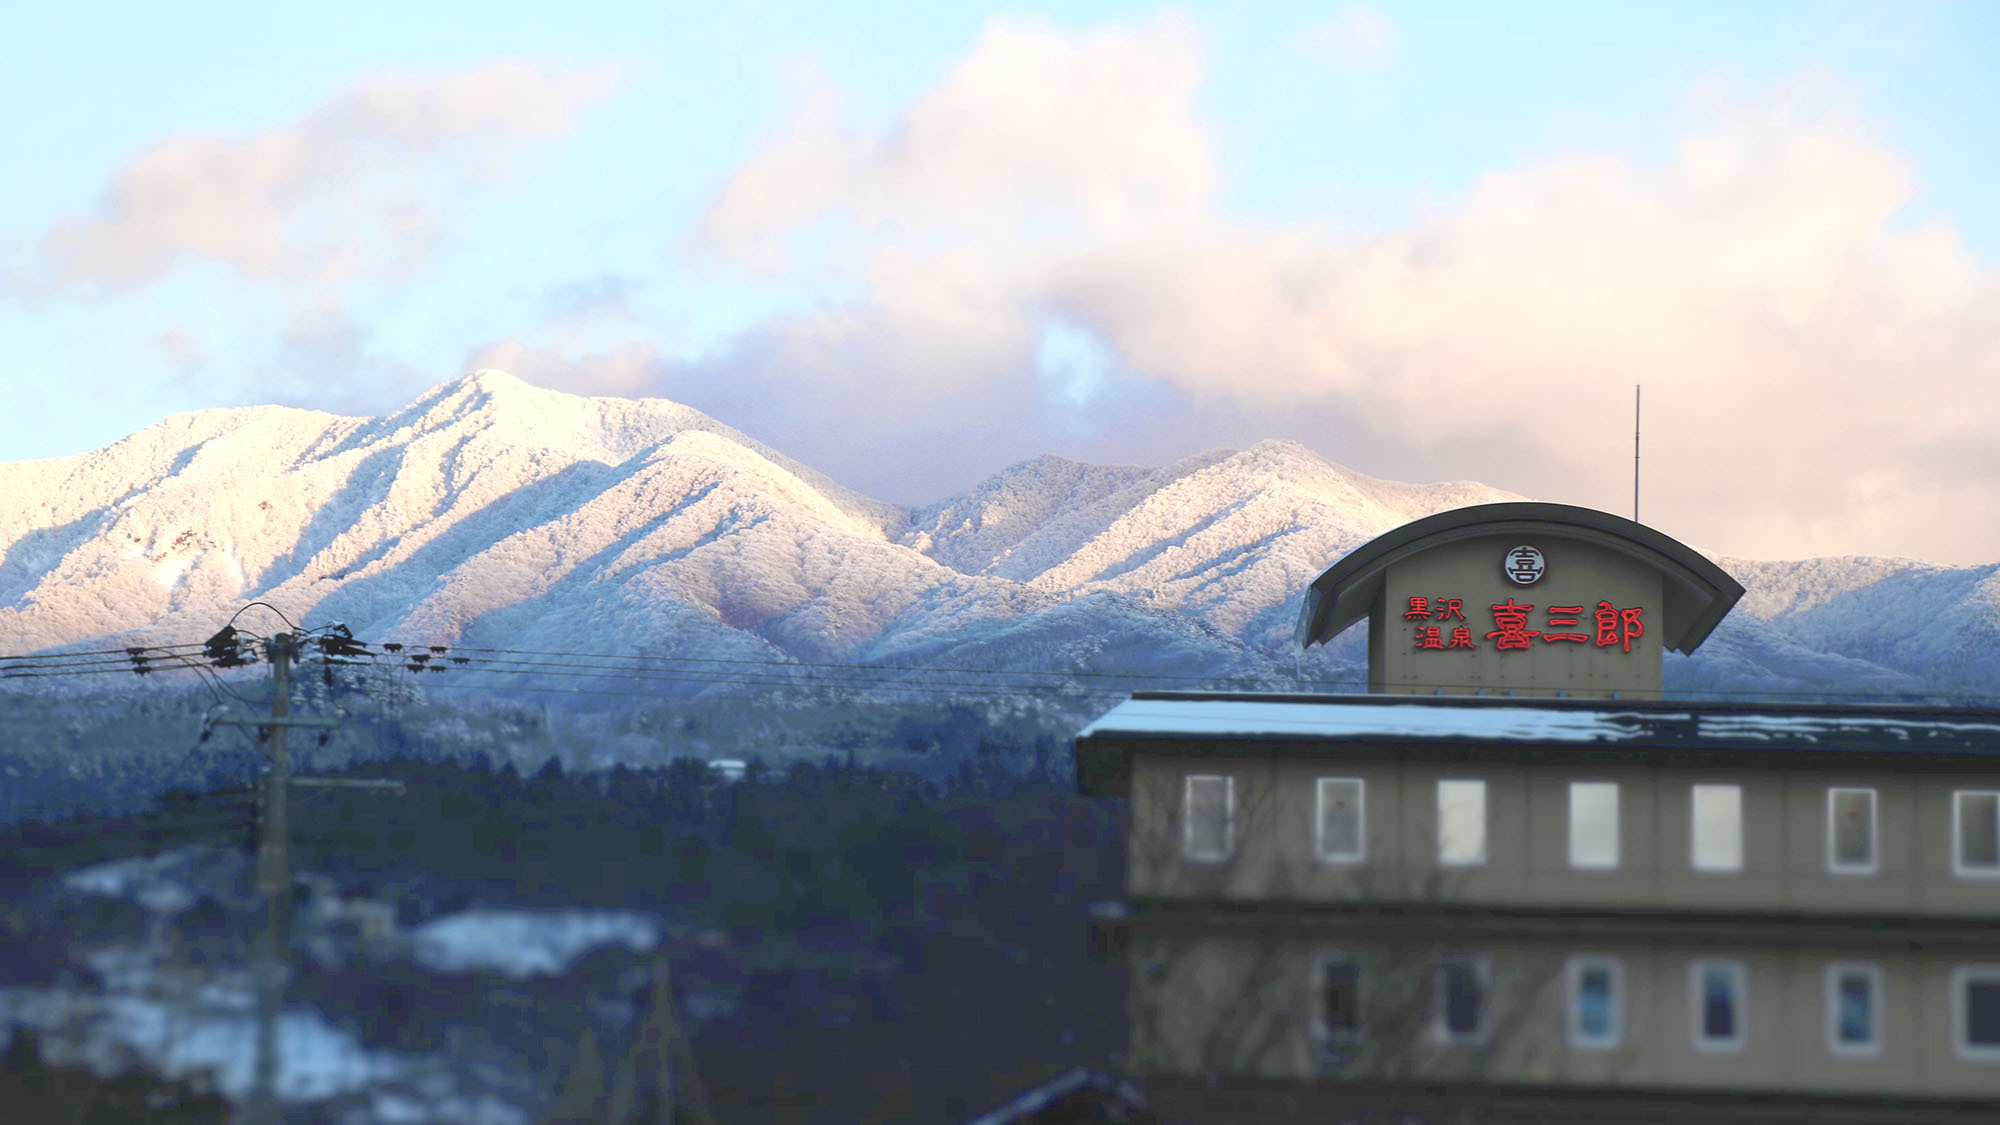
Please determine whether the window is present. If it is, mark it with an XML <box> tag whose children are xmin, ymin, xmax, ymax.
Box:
<box><xmin>1567</xmin><ymin>956</ymin><xmax>1623</xmax><ymax>1049</ymax></box>
<box><xmin>1827</xmin><ymin>788</ymin><xmax>1878</xmax><ymax>874</ymax></box>
<box><xmin>1437</xmin><ymin>779</ymin><xmax>1486</xmax><ymax>866</ymax></box>
<box><xmin>1432</xmin><ymin>956</ymin><xmax>1491</xmax><ymax>1045</ymax></box>
<box><xmin>1691</xmin><ymin>960</ymin><xmax>1747</xmax><ymax>1052</ymax></box>
<box><xmin>1569</xmin><ymin>782</ymin><xmax>1619</xmax><ymax>870</ymax></box>
<box><xmin>1954</xmin><ymin>791</ymin><xmax>2000</xmax><ymax>877</ymax></box>
<box><xmin>1690</xmin><ymin>784</ymin><xmax>1743</xmax><ymax>872</ymax></box>
<box><xmin>1826</xmin><ymin>963</ymin><xmax>1882</xmax><ymax>1057</ymax></box>
<box><xmin>1314</xmin><ymin>956</ymin><xmax>1362</xmax><ymax>1041</ymax></box>
<box><xmin>1183</xmin><ymin>774</ymin><xmax>1233</xmax><ymax>863</ymax></box>
<box><xmin>1955</xmin><ymin>966</ymin><xmax>2000</xmax><ymax>1062</ymax></box>
<box><xmin>1317</xmin><ymin>778</ymin><xmax>1365</xmax><ymax>864</ymax></box>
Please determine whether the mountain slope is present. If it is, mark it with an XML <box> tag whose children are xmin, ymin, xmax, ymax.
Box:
<box><xmin>907</xmin><ymin>440</ymin><xmax>1521</xmax><ymax>647</ymax></box>
<box><xmin>0</xmin><ymin>372</ymin><xmax>919</xmax><ymax>659</ymax></box>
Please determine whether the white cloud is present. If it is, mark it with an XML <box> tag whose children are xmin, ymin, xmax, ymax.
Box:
<box><xmin>40</xmin><ymin>61</ymin><xmax>621</xmax><ymax>292</ymax></box>
<box><xmin>700</xmin><ymin>12</ymin><xmax>1213</xmax><ymax>264</ymax></box>
<box><xmin>691</xmin><ymin>17</ymin><xmax>2000</xmax><ymax>563</ymax></box>
<box><xmin>1301</xmin><ymin>3</ymin><xmax>1399</xmax><ymax>72</ymax></box>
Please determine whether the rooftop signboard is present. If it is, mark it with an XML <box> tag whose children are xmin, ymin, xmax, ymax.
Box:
<box><xmin>1295</xmin><ymin>503</ymin><xmax>1744</xmax><ymax>698</ymax></box>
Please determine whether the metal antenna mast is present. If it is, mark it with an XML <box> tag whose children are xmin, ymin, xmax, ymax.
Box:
<box><xmin>1633</xmin><ymin>385</ymin><xmax>1642</xmax><ymax>523</ymax></box>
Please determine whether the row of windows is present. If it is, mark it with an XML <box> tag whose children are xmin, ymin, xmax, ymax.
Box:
<box><xmin>1310</xmin><ymin>955</ymin><xmax>2000</xmax><ymax>1062</ymax></box>
<box><xmin>1180</xmin><ymin>775</ymin><xmax>2000</xmax><ymax>878</ymax></box>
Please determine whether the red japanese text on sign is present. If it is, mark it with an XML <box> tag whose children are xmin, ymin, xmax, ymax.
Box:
<box><xmin>1542</xmin><ymin>605</ymin><xmax>1588</xmax><ymax>644</ymax></box>
<box><xmin>1485</xmin><ymin>599</ymin><xmax>1540</xmax><ymax>651</ymax></box>
<box><xmin>1594</xmin><ymin>601</ymin><xmax>1645</xmax><ymax>653</ymax></box>
<box><xmin>1405</xmin><ymin>595</ymin><xmax>1647</xmax><ymax>653</ymax></box>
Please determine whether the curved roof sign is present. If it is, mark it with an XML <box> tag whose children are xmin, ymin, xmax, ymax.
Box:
<box><xmin>1295</xmin><ymin>502</ymin><xmax>1744</xmax><ymax>655</ymax></box>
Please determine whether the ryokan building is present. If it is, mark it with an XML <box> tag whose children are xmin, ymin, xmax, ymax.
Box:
<box><xmin>1076</xmin><ymin>502</ymin><xmax>2000</xmax><ymax>1123</ymax></box>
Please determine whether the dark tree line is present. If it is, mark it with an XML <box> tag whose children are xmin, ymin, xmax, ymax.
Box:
<box><xmin>0</xmin><ymin>730</ymin><xmax>1129</xmax><ymax>1124</ymax></box>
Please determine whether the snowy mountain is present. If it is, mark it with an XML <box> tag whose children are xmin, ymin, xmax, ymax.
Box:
<box><xmin>903</xmin><ymin>442</ymin><xmax>1521</xmax><ymax>649</ymax></box>
<box><xmin>2</xmin><ymin>369</ymin><xmax>1997</xmax><ymax>704</ymax></box>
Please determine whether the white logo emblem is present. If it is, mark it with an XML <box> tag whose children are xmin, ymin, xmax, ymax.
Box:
<box><xmin>1503</xmin><ymin>545</ymin><xmax>1545</xmax><ymax>586</ymax></box>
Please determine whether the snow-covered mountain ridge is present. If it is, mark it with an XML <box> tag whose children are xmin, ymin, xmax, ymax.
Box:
<box><xmin>3</xmin><ymin>370</ymin><xmax>1997</xmax><ymax>700</ymax></box>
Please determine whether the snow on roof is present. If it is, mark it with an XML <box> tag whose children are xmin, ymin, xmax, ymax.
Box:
<box><xmin>965</xmin><ymin>1067</ymin><xmax>1152</xmax><ymax>1125</ymax></box>
<box><xmin>1079</xmin><ymin>696</ymin><xmax>1676</xmax><ymax>744</ymax></box>
<box><xmin>1077</xmin><ymin>694</ymin><xmax>2000</xmax><ymax>752</ymax></box>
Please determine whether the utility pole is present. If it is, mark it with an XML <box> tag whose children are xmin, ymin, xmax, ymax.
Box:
<box><xmin>251</xmin><ymin>633</ymin><xmax>291</xmax><ymax>1125</ymax></box>
<box><xmin>205</xmin><ymin>628</ymin><xmax>400</xmax><ymax>1125</ymax></box>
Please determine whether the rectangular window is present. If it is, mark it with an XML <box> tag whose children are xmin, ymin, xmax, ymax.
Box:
<box><xmin>1826</xmin><ymin>963</ymin><xmax>1882</xmax><ymax>1057</ymax></box>
<box><xmin>1182</xmin><ymin>774</ymin><xmax>1233</xmax><ymax>863</ymax></box>
<box><xmin>1567</xmin><ymin>956</ymin><xmax>1623</xmax><ymax>1049</ymax></box>
<box><xmin>1432</xmin><ymin>956</ymin><xmax>1491</xmax><ymax>1046</ymax></box>
<box><xmin>1691</xmin><ymin>960</ymin><xmax>1747</xmax><ymax>1052</ymax></box>
<box><xmin>1955</xmin><ymin>791</ymin><xmax>2000</xmax><ymax>877</ymax></box>
<box><xmin>1437</xmin><ymin>779</ymin><xmax>1487</xmax><ymax>867</ymax></box>
<box><xmin>1317</xmin><ymin>778</ymin><xmax>1365</xmax><ymax>864</ymax></box>
<box><xmin>1828</xmin><ymin>788</ymin><xmax>1878</xmax><ymax>874</ymax></box>
<box><xmin>1314</xmin><ymin>956</ymin><xmax>1362</xmax><ymax>1041</ymax></box>
<box><xmin>1569</xmin><ymin>782</ymin><xmax>1620</xmax><ymax>870</ymax></box>
<box><xmin>1690</xmin><ymin>784</ymin><xmax>1743</xmax><ymax>872</ymax></box>
<box><xmin>1955</xmin><ymin>966</ymin><xmax>2000</xmax><ymax>1062</ymax></box>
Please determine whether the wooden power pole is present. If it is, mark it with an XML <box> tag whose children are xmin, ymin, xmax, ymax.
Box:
<box><xmin>250</xmin><ymin>634</ymin><xmax>292</xmax><ymax>1125</ymax></box>
<box><xmin>208</xmin><ymin>630</ymin><xmax>400</xmax><ymax>1125</ymax></box>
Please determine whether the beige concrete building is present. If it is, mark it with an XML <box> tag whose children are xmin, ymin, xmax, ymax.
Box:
<box><xmin>1077</xmin><ymin>504</ymin><xmax>2000</xmax><ymax>1122</ymax></box>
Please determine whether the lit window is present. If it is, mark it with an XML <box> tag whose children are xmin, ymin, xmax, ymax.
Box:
<box><xmin>1569</xmin><ymin>782</ymin><xmax>1619</xmax><ymax>870</ymax></box>
<box><xmin>1567</xmin><ymin>956</ymin><xmax>1622</xmax><ymax>1049</ymax></box>
<box><xmin>1317</xmin><ymin>778</ymin><xmax>1365</xmax><ymax>864</ymax></box>
<box><xmin>1433</xmin><ymin>956</ymin><xmax>1491</xmax><ymax>1046</ymax></box>
<box><xmin>1691</xmin><ymin>960</ymin><xmax>1747</xmax><ymax>1052</ymax></box>
<box><xmin>1437</xmin><ymin>779</ymin><xmax>1486</xmax><ymax>866</ymax></box>
<box><xmin>1955</xmin><ymin>966</ymin><xmax>2000</xmax><ymax>1062</ymax></box>
<box><xmin>1314</xmin><ymin>956</ymin><xmax>1362</xmax><ymax>1042</ymax></box>
<box><xmin>1826</xmin><ymin>963</ymin><xmax>1882</xmax><ymax>1057</ymax></box>
<box><xmin>1954</xmin><ymin>791</ymin><xmax>2000</xmax><ymax>877</ymax></box>
<box><xmin>1690</xmin><ymin>784</ymin><xmax>1743</xmax><ymax>873</ymax></box>
<box><xmin>1828</xmin><ymin>788</ymin><xmax>1878</xmax><ymax>874</ymax></box>
<box><xmin>1183</xmin><ymin>774</ymin><xmax>1233</xmax><ymax>863</ymax></box>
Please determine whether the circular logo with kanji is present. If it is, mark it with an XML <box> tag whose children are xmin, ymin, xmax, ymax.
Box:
<box><xmin>1502</xmin><ymin>545</ymin><xmax>1545</xmax><ymax>586</ymax></box>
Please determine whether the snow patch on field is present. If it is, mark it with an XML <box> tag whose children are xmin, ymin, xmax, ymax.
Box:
<box><xmin>410</xmin><ymin>909</ymin><xmax>660</xmax><ymax>978</ymax></box>
<box><xmin>0</xmin><ymin>986</ymin><xmax>402</xmax><ymax>1103</ymax></box>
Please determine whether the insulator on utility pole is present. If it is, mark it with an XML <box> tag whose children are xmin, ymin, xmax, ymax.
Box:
<box><xmin>203</xmin><ymin>625</ymin><xmax>252</xmax><ymax>668</ymax></box>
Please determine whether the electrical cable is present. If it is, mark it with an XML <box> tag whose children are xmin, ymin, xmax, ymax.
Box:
<box><xmin>439</xmin><ymin>643</ymin><xmax>1290</xmax><ymax>686</ymax></box>
<box><xmin>225</xmin><ymin>602</ymin><xmax>299</xmax><ymax>633</ymax></box>
<box><xmin>413</xmin><ymin>651</ymin><xmax>1144</xmax><ymax>693</ymax></box>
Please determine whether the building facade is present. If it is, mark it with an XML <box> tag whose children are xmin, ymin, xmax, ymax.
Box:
<box><xmin>1077</xmin><ymin>504</ymin><xmax>2000</xmax><ymax>1122</ymax></box>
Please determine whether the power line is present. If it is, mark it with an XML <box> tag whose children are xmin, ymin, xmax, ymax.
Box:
<box><xmin>439</xmin><ymin>642</ymin><xmax>1288</xmax><ymax>686</ymax></box>
<box><xmin>416</xmin><ymin>652</ymin><xmax>1145</xmax><ymax>694</ymax></box>
<box><xmin>5</xmin><ymin>626</ymin><xmax>1999</xmax><ymax>707</ymax></box>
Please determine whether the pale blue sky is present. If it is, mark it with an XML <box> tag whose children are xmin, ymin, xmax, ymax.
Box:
<box><xmin>4</xmin><ymin>2</ymin><xmax>1996</xmax><ymax>562</ymax></box>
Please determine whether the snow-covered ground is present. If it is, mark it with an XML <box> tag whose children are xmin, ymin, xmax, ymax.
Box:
<box><xmin>0</xmin><ymin>984</ymin><xmax>408</xmax><ymax>1105</ymax></box>
<box><xmin>5</xmin><ymin>848</ymin><xmax>696</xmax><ymax>1123</ymax></box>
<box><xmin>409</xmin><ymin>909</ymin><xmax>660</xmax><ymax>978</ymax></box>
